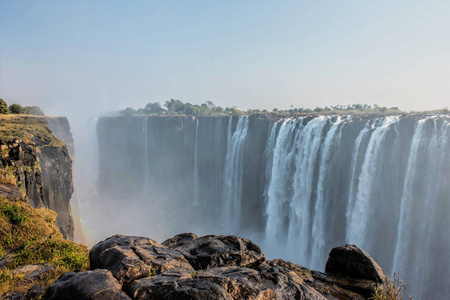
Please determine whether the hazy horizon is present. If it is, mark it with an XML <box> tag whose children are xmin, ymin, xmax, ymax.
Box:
<box><xmin>1</xmin><ymin>0</ymin><xmax>449</xmax><ymax>119</ymax></box>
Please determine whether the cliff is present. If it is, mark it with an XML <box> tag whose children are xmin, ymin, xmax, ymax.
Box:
<box><xmin>0</xmin><ymin>115</ymin><xmax>75</xmax><ymax>239</ymax></box>
<box><xmin>95</xmin><ymin>113</ymin><xmax>450</xmax><ymax>299</ymax></box>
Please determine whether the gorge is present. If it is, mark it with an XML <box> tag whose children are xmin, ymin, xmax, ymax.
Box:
<box><xmin>93</xmin><ymin>113</ymin><xmax>450</xmax><ymax>300</ymax></box>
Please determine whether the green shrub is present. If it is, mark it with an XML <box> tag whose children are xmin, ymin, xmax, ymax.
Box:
<box><xmin>9</xmin><ymin>104</ymin><xmax>26</xmax><ymax>114</ymax></box>
<box><xmin>0</xmin><ymin>99</ymin><xmax>9</xmax><ymax>114</ymax></box>
<box><xmin>2</xmin><ymin>203</ymin><xmax>27</xmax><ymax>225</ymax></box>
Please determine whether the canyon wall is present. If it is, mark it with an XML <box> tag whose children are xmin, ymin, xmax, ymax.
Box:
<box><xmin>0</xmin><ymin>116</ymin><xmax>75</xmax><ymax>239</ymax></box>
<box><xmin>96</xmin><ymin>114</ymin><xmax>450</xmax><ymax>299</ymax></box>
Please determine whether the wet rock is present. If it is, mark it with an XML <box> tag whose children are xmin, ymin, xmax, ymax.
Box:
<box><xmin>325</xmin><ymin>244</ymin><xmax>385</xmax><ymax>282</ymax></box>
<box><xmin>174</xmin><ymin>235</ymin><xmax>266</xmax><ymax>270</ymax></box>
<box><xmin>44</xmin><ymin>269</ymin><xmax>131</xmax><ymax>300</ymax></box>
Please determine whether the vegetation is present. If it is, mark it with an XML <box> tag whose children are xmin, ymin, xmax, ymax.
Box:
<box><xmin>120</xmin><ymin>99</ymin><xmax>245</xmax><ymax>116</ymax></box>
<box><xmin>120</xmin><ymin>99</ymin><xmax>450</xmax><ymax>117</ymax></box>
<box><xmin>0</xmin><ymin>197</ymin><xmax>89</xmax><ymax>295</ymax></box>
<box><xmin>0</xmin><ymin>99</ymin><xmax>9</xmax><ymax>115</ymax></box>
<box><xmin>371</xmin><ymin>274</ymin><xmax>412</xmax><ymax>300</ymax></box>
<box><xmin>0</xmin><ymin>98</ymin><xmax>44</xmax><ymax>116</ymax></box>
<box><xmin>0</xmin><ymin>115</ymin><xmax>65</xmax><ymax>147</ymax></box>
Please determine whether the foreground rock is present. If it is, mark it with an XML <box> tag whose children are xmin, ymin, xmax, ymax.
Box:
<box><xmin>45</xmin><ymin>269</ymin><xmax>130</xmax><ymax>300</ymax></box>
<box><xmin>46</xmin><ymin>233</ymin><xmax>386</xmax><ymax>300</ymax></box>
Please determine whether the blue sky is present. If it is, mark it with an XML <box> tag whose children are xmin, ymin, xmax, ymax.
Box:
<box><xmin>1</xmin><ymin>0</ymin><xmax>449</xmax><ymax>116</ymax></box>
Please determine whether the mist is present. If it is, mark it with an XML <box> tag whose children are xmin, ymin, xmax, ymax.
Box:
<box><xmin>1</xmin><ymin>1</ymin><xmax>450</xmax><ymax>299</ymax></box>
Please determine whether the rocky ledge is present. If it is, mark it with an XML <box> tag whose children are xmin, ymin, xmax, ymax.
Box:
<box><xmin>45</xmin><ymin>233</ymin><xmax>385</xmax><ymax>300</ymax></box>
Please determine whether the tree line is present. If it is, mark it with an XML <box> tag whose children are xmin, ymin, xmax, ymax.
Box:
<box><xmin>120</xmin><ymin>100</ymin><xmax>406</xmax><ymax>116</ymax></box>
<box><xmin>0</xmin><ymin>99</ymin><xmax>44</xmax><ymax>115</ymax></box>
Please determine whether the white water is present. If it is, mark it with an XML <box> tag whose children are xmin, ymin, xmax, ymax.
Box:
<box><xmin>193</xmin><ymin>118</ymin><xmax>200</xmax><ymax>206</ymax></box>
<box><xmin>346</xmin><ymin>116</ymin><xmax>399</xmax><ymax>246</ymax></box>
<box><xmin>142</xmin><ymin>116</ymin><xmax>149</xmax><ymax>191</ymax></box>
<box><xmin>94</xmin><ymin>114</ymin><xmax>450</xmax><ymax>299</ymax></box>
<box><xmin>222</xmin><ymin>116</ymin><xmax>249</xmax><ymax>233</ymax></box>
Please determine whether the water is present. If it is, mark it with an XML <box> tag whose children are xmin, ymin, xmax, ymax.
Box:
<box><xmin>95</xmin><ymin>114</ymin><xmax>450</xmax><ymax>299</ymax></box>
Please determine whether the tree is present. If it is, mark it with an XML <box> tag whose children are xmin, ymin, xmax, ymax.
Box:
<box><xmin>26</xmin><ymin>106</ymin><xmax>44</xmax><ymax>115</ymax></box>
<box><xmin>9</xmin><ymin>103</ymin><xmax>25</xmax><ymax>114</ymax></box>
<box><xmin>144</xmin><ymin>102</ymin><xmax>165</xmax><ymax>114</ymax></box>
<box><xmin>0</xmin><ymin>99</ymin><xmax>9</xmax><ymax>114</ymax></box>
<box><xmin>121</xmin><ymin>107</ymin><xmax>136</xmax><ymax>115</ymax></box>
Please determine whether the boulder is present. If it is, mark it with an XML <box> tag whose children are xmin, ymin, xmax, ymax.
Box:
<box><xmin>94</xmin><ymin>246</ymin><xmax>153</xmax><ymax>285</ymax></box>
<box><xmin>44</xmin><ymin>269</ymin><xmax>131</xmax><ymax>300</ymax></box>
<box><xmin>131</xmin><ymin>265</ymin><xmax>326</xmax><ymax>300</ymax></box>
<box><xmin>90</xmin><ymin>234</ymin><xmax>194</xmax><ymax>285</ymax></box>
<box><xmin>162</xmin><ymin>233</ymin><xmax>198</xmax><ymax>249</ymax></box>
<box><xmin>173</xmin><ymin>235</ymin><xmax>266</xmax><ymax>270</ymax></box>
<box><xmin>325</xmin><ymin>244</ymin><xmax>385</xmax><ymax>282</ymax></box>
<box><xmin>90</xmin><ymin>234</ymin><xmax>162</xmax><ymax>268</ymax></box>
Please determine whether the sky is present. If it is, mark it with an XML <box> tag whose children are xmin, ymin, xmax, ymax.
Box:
<box><xmin>1</xmin><ymin>0</ymin><xmax>449</xmax><ymax>116</ymax></box>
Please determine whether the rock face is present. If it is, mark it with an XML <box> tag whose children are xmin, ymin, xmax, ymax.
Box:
<box><xmin>0</xmin><ymin>116</ymin><xmax>75</xmax><ymax>239</ymax></box>
<box><xmin>45</xmin><ymin>269</ymin><xmax>131</xmax><ymax>300</ymax></box>
<box><xmin>48</xmin><ymin>233</ymin><xmax>386</xmax><ymax>300</ymax></box>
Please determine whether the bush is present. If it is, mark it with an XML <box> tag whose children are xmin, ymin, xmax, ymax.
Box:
<box><xmin>9</xmin><ymin>104</ymin><xmax>26</xmax><ymax>114</ymax></box>
<box><xmin>25</xmin><ymin>106</ymin><xmax>44</xmax><ymax>115</ymax></box>
<box><xmin>0</xmin><ymin>99</ymin><xmax>9</xmax><ymax>114</ymax></box>
<box><xmin>1</xmin><ymin>203</ymin><xmax>27</xmax><ymax>225</ymax></box>
<box><xmin>371</xmin><ymin>273</ymin><xmax>411</xmax><ymax>300</ymax></box>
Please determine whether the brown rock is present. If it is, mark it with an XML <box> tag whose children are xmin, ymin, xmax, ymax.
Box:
<box><xmin>90</xmin><ymin>234</ymin><xmax>194</xmax><ymax>285</ymax></box>
<box><xmin>325</xmin><ymin>244</ymin><xmax>385</xmax><ymax>282</ymax></box>
<box><xmin>162</xmin><ymin>233</ymin><xmax>198</xmax><ymax>249</ymax></box>
<box><xmin>174</xmin><ymin>235</ymin><xmax>266</xmax><ymax>270</ymax></box>
<box><xmin>44</xmin><ymin>269</ymin><xmax>130</xmax><ymax>300</ymax></box>
<box><xmin>0</xmin><ymin>184</ymin><xmax>23</xmax><ymax>200</ymax></box>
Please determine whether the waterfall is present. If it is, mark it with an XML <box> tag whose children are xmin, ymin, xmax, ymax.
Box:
<box><xmin>222</xmin><ymin>116</ymin><xmax>249</xmax><ymax>233</ymax></box>
<box><xmin>346</xmin><ymin>116</ymin><xmax>399</xmax><ymax>246</ymax></box>
<box><xmin>310</xmin><ymin>116</ymin><xmax>344</xmax><ymax>268</ymax></box>
<box><xmin>193</xmin><ymin>118</ymin><xmax>200</xmax><ymax>206</ymax></box>
<box><xmin>142</xmin><ymin>115</ymin><xmax>149</xmax><ymax>191</ymax></box>
<box><xmin>96</xmin><ymin>113</ymin><xmax>450</xmax><ymax>299</ymax></box>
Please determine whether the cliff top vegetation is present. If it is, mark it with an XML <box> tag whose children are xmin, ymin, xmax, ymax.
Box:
<box><xmin>0</xmin><ymin>99</ymin><xmax>44</xmax><ymax>116</ymax></box>
<box><xmin>120</xmin><ymin>99</ymin><xmax>449</xmax><ymax>117</ymax></box>
<box><xmin>0</xmin><ymin>197</ymin><xmax>89</xmax><ymax>295</ymax></box>
<box><xmin>0</xmin><ymin>115</ymin><xmax>65</xmax><ymax>148</ymax></box>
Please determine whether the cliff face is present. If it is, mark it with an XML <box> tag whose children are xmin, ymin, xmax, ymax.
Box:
<box><xmin>0</xmin><ymin>115</ymin><xmax>74</xmax><ymax>239</ymax></box>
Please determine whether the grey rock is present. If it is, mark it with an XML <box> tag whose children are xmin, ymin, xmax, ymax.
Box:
<box><xmin>162</xmin><ymin>233</ymin><xmax>198</xmax><ymax>249</ymax></box>
<box><xmin>174</xmin><ymin>235</ymin><xmax>266</xmax><ymax>270</ymax></box>
<box><xmin>44</xmin><ymin>269</ymin><xmax>130</xmax><ymax>300</ymax></box>
<box><xmin>325</xmin><ymin>244</ymin><xmax>385</xmax><ymax>282</ymax></box>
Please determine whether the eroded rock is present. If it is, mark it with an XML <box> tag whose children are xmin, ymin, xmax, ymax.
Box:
<box><xmin>44</xmin><ymin>269</ymin><xmax>131</xmax><ymax>300</ymax></box>
<box><xmin>173</xmin><ymin>235</ymin><xmax>266</xmax><ymax>270</ymax></box>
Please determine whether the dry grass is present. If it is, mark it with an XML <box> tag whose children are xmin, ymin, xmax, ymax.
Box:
<box><xmin>371</xmin><ymin>273</ymin><xmax>412</xmax><ymax>300</ymax></box>
<box><xmin>0</xmin><ymin>169</ymin><xmax>17</xmax><ymax>186</ymax></box>
<box><xmin>0</xmin><ymin>197</ymin><xmax>89</xmax><ymax>295</ymax></box>
<box><xmin>0</xmin><ymin>115</ymin><xmax>65</xmax><ymax>148</ymax></box>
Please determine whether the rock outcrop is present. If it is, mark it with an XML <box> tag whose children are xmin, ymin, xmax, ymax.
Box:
<box><xmin>47</xmin><ymin>233</ymin><xmax>386</xmax><ymax>300</ymax></box>
<box><xmin>0</xmin><ymin>116</ymin><xmax>74</xmax><ymax>239</ymax></box>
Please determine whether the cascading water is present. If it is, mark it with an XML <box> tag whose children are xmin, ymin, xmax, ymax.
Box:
<box><xmin>222</xmin><ymin>116</ymin><xmax>249</xmax><ymax>233</ymax></box>
<box><xmin>142</xmin><ymin>116</ymin><xmax>149</xmax><ymax>191</ymax></box>
<box><xmin>193</xmin><ymin>118</ymin><xmax>199</xmax><ymax>206</ymax></box>
<box><xmin>96</xmin><ymin>113</ymin><xmax>450</xmax><ymax>299</ymax></box>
